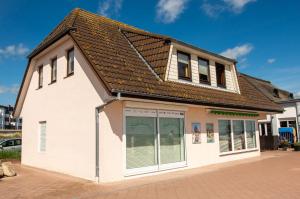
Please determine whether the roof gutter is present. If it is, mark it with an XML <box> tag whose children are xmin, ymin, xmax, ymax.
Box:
<box><xmin>111</xmin><ymin>89</ymin><xmax>283</xmax><ymax>113</ymax></box>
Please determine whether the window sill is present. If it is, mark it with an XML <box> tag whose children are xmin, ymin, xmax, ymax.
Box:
<box><xmin>64</xmin><ymin>72</ymin><xmax>74</xmax><ymax>79</ymax></box>
<box><xmin>200</xmin><ymin>81</ymin><xmax>211</xmax><ymax>85</ymax></box>
<box><xmin>217</xmin><ymin>84</ymin><xmax>227</xmax><ymax>89</ymax></box>
<box><xmin>48</xmin><ymin>80</ymin><xmax>57</xmax><ymax>85</ymax></box>
<box><xmin>178</xmin><ymin>78</ymin><xmax>192</xmax><ymax>83</ymax></box>
<box><xmin>219</xmin><ymin>148</ymin><xmax>259</xmax><ymax>157</ymax></box>
<box><xmin>36</xmin><ymin>86</ymin><xmax>43</xmax><ymax>90</ymax></box>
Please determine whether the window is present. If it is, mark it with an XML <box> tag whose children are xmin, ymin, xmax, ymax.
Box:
<box><xmin>233</xmin><ymin>120</ymin><xmax>245</xmax><ymax>150</ymax></box>
<box><xmin>219</xmin><ymin>120</ymin><xmax>232</xmax><ymax>152</ymax></box>
<box><xmin>177</xmin><ymin>52</ymin><xmax>191</xmax><ymax>81</ymax></box>
<box><xmin>280</xmin><ymin>121</ymin><xmax>288</xmax><ymax>127</ymax></box>
<box><xmin>67</xmin><ymin>48</ymin><xmax>74</xmax><ymax>76</ymax></box>
<box><xmin>198</xmin><ymin>58</ymin><xmax>210</xmax><ymax>84</ymax></box>
<box><xmin>38</xmin><ymin>65</ymin><xmax>43</xmax><ymax>88</ymax></box>
<box><xmin>15</xmin><ymin>139</ymin><xmax>22</xmax><ymax>146</ymax></box>
<box><xmin>125</xmin><ymin>109</ymin><xmax>185</xmax><ymax>174</ymax></box>
<box><xmin>51</xmin><ymin>57</ymin><xmax>57</xmax><ymax>83</ymax></box>
<box><xmin>246</xmin><ymin>121</ymin><xmax>256</xmax><ymax>149</ymax></box>
<box><xmin>216</xmin><ymin>63</ymin><xmax>226</xmax><ymax>88</ymax></box>
<box><xmin>39</xmin><ymin>121</ymin><xmax>47</xmax><ymax>152</ymax></box>
<box><xmin>218</xmin><ymin>120</ymin><xmax>257</xmax><ymax>153</ymax></box>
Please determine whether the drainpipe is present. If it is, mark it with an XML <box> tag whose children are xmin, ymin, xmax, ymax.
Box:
<box><xmin>95</xmin><ymin>92</ymin><xmax>121</xmax><ymax>183</ymax></box>
<box><xmin>295</xmin><ymin>102</ymin><xmax>300</xmax><ymax>142</ymax></box>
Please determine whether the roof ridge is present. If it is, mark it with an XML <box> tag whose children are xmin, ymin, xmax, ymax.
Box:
<box><xmin>75</xmin><ymin>8</ymin><xmax>147</xmax><ymax>32</ymax></box>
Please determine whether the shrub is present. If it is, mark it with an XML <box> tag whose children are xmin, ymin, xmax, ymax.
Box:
<box><xmin>0</xmin><ymin>150</ymin><xmax>21</xmax><ymax>160</ymax></box>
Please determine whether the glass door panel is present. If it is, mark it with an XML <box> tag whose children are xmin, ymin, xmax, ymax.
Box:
<box><xmin>159</xmin><ymin>118</ymin><xmax>185</xmax><ymax>165</ymax></box>
<box><xmin>126</xmin><ymin>116</ymin><xmax>157</xmax><ymax>169</ymax></box>
<box><xmin>233</xmin><ymin>120</ymin><xmax>245</xmax><ymax>150</ymax></box>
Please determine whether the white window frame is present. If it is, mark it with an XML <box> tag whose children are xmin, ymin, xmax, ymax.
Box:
<box><xmin>123</xmin><ymin>108</ymin><xmax>187</xmax><ymax>176</ymax></box>
<box><xmin>38</xmin><ymin>121</ymin><xmax>47</xmax><ymax>153</ymax></box>
<box><xmin>218</xmin><ymin>119</ymin><xmax>258</xmax><ymax>156</ymax></box>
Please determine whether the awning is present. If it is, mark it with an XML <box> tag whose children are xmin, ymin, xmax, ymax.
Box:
<box><xmin>210</xmin><ymin>109</ymin><xmax>259</xmax><ymax>117</ymax></box>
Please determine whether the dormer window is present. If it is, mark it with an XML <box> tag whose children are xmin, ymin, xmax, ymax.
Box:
<box><xmin>198</xmin><ymin>58</ymin><xmax>210</xmax><ymax>84</ymax></box>
<box><xmin>216</xmin><ymin>63</ymin><xmax>226</xmax><ymax>88</ymax></box>
<box><xmin>273</xmin><ymin>89</ymin><xmax>279</xmax><ymax>98</ymax></box>
<box><xmin>177</xmin><ymin>51</ymin><xmax>191</xmax><ymax>81</ymax></box>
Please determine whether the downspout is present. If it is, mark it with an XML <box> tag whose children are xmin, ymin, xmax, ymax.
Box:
<box><xmin>295</xmin><ymin>102</ymin><xmax>300</xmax><ymax>142</ymax></box>
<box><xmin>95</xmin><ymin>92</ymin><xmax>121</xmax><ymax>183</ymax></box>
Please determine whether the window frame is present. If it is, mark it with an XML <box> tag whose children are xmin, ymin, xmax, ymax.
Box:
<box><xmin>38</xmin><ymin>65</ymin><xmax>43</xmax><ymax>89</ymax></box>
<box><xmin>198</xmin><ymin>57</ymin><xmax>210</xmax><ymax>85</ymax></box>
<box><xmin>215</xmin><ymin>62</ymin><xmax>226</xmax><ymax>88</ymax></box>
<box><xmin>218</xmin><ymin>119</ymin><xmax>258</xmax><ymax>155</ymax></box>
<box><xmin>38</xmin><ymin>121</ymin><xmax>47</xmax><ymax>153</ymax></box>
<box><xmin>123</xmin><ymin>108</ymin><xmax>187</xmax><ymax>176</ymax></box>
<box><xmin>177</xmin><ymin>51</ymin><xmax>192</xmax><ymax>81</ymax></box>
<box><xmin>66</xmin><ymin>47</ymin><xmax>74</xmax><ymax>77</ymax></box>
<box><xmin>50</xmin><ymin>57</ymin><xmax>57</xmax><ymax>84</ymax></box>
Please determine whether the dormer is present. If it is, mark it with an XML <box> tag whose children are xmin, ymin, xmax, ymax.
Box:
<box><xmin>165</xmin><ymin>42</ymin><xmax>240</xmax><ymax>94</ymax></box>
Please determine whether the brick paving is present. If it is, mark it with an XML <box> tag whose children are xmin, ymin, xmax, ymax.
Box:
<box><xmin>1</xmin><ymin>151</ymin><xmax>300</xmax><ymax>199</ymax></box>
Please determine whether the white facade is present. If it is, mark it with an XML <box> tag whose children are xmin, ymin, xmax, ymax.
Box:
<box><xmin>258</xmin><ymin>101</ymin><xmax>299</xmax><ymax>139</ymax></box>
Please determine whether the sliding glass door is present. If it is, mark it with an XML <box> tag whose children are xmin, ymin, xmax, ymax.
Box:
<box><xmin>126</xmin><ymin>116</ymin><xmax>157</xmax><ymax>170</ymax></box>
<box><xmin>159</xmin><ymin>117</ymin><xmax>185</xmax><ymax>165</ymax></box>
<box><xmin>125</xmin><ymin>109</ymin><xmax>186</xmax><ymax>175</ymax></box>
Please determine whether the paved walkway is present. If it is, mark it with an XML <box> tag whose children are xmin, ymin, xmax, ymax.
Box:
<box><xmin>1</xmin><ymin>151</ymin><xmax>300</xmax><ymax>199</ymax></box>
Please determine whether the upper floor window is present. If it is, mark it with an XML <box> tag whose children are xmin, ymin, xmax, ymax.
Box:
<box><xmin>38</xmin><ymin>65</ymin><xmax>43</xmax><ymax>88</ymax></box>
<box><xmin>198</xmin><ymin>58</ymin><xmax>210</xmax><ymax>84</ymax></box>
<box><xmin>177</xmin><ymin>52</ymin><xmax>191</xmax><ymax>81</ymax></box>
<box><xmin>51</xmin><ymin>57</ymin><xmax>57</xmax><ymax>83</ymax></box>
<box><xmin>216</xmin><ymin>63</ymin><xmax>226</xmax><ymax>88</ymax></box>
<box><xmin>67</xmin><ymin>48</ymin><xmax>74</xmax><ymax>76</ymax></box>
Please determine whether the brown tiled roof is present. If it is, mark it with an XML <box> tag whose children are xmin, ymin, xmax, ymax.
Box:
<box><xmin>242</xmin><ymin>73</ymin><xmax>293</xmax><ymax>103</ymax></box>
<box><xmin>25</xmin><ymin>8</ymin><xmax>282</xmax><ymax>113</ymax></box>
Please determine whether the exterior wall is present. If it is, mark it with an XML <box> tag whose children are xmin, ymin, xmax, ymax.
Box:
<box><xmin>20</xmin><ymin>37</ymin><xmax>110</xmax><ymax>181</ymax></box>
<box><xmin>259</xmin><ymin>103</ymin><xmax>298</xmax><ymax>136</ymax></box>
<box><xmin>100</xmin><ymin>100</ymin><xmax>260</xmax><ymax>182</ymax></box>
<box><xmin>167</xmin><ymin>44</ymin><xmax>239</xmax><ymax>93</ymax></box>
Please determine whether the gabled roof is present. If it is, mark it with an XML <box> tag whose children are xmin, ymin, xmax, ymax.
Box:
<box><xmin>16</xmin><ymin>8</ymin><xmax>283</xmax><ymax>113</ymax></box>
<box><xmin>242</xmin><ymin>73</ymin><xmax>293</xmax><ymax>103</ymax></box>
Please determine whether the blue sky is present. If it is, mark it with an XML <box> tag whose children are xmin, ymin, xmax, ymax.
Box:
<box><xmin>0</xmin><ymin>0</ymin><xmax>300</xmax><ymax>105</ymax></box>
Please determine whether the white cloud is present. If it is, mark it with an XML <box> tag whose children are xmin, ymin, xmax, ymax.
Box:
<box><xmin>97</xmin><ymin>0</ymin><xmax>123</xmax><ymax>18</ymax></box>
<box><xmin>156</xmin><ymin>0</ymin><xmax>189</xmax><ymax>23</ymax></box>
<box><xmin>202</xmin><ymin>0</ymin><xmax>256</xmax><ymax>17</ymax></box>
<box><xmin>0</xmin><ymin>43</ymin><xmax>29</xmax><ymax>58</ymax></box>
<box><xmin>223</xmin><ymin>0</ymin><xmax>256</xmax><ymax>13</ymax></box>
<box><xmin>0</xmin><ymin>84</ymin><xmax>19</xmax><ymax>95</ymax></box>
<box><xmin>267</xmin><ymin>58</ymin><xmax>276</xmax><ymax>64</ymax></box>
<box><xmin>220</xmin><ymin>44</ymin><xmax>253</xmax><ymax>59</ymax></box>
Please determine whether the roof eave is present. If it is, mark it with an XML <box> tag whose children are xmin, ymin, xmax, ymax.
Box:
<box><xmin>111</xmin><ymin>89</ymin><xmax>283</xmax><ymax>113</ymax></box>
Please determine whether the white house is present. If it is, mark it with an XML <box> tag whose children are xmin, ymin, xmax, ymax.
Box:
<box><xmin>14</xmin><ymin>9</ymin><xmax>282</xmax><ymax>183</ymax></box>
<box><xmin>243</xmin><ymin>74</ymin><xmax>300</xmax><ymax>141</ymax></box>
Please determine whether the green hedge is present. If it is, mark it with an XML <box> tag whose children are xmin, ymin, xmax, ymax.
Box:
<box><xmin>0</xmin><ymin>150</ymin><xmax>21</xmax><ymax>160</ymax></box>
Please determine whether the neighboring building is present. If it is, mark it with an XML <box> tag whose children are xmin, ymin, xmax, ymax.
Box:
<box><xmin>0</xmin><ymin>105</ymin><xmax>22</xmax><ymax>130</ymax></box>
<box><xmin>243</xmin><ymin>74</ymin><xmax>300</xmax><ymax>141</ymax></box>
<box><xmin>14</xmin><ymin>9</ymin><xmax>282</xmax><ymax>183</ymax></box>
